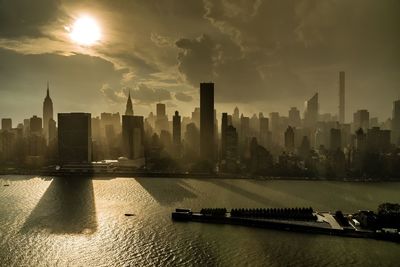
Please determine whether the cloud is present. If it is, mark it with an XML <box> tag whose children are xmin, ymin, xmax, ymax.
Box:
<box><xmin>101</xmin><ymin>83</ymin><xmax>172</xmax><ymax>105</ymax></box>
<box><xmin>151</xmin><ymin>32</ymin><xmax>172</xmax><ymax>47</ymax></box>
<box><xmin>100</xmin><ymin>84</ymin><xmax>125</xmax><ymax>104</ymax></box>
<box><xmin>176</xmin><ymin>34</ymin><xmax>217</xmax><ymax>86</ymax></box>
<box><xmin>175</xmin><ymin>33</ymin><xmax>305</xmax><ymax>103</ymax></box>
<box><xmin>0</xmin><ymin>48</ymin><xmax>126</xmax><ymax>121</ymax></box>
<box><xmin>131</xmin><ymin>84</ymin><xmax>172</xmax><ymax>104</ymax></box>
<box><xmin>1</xmin><ymin>0</ymin><xmax>399</xmax><ymax>121</ymax></box>
<box><xmin>175</xmin><ymin>92</ymin><xmax>193</xmax><ymax>102</ymax></box>
<box><xmin>0</xmin><ymin>0</ymin><xmax>63</xmax><ymax>38</ymax></box>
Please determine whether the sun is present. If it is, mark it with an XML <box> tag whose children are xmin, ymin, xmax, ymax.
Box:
<box><xmin>69</xmin><ymin>16</ymin><xmax>101</xmax><ymax>45</ymax></box>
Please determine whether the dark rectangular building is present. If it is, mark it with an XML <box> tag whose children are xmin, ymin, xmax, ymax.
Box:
<box><xmin>172</xmin><ymin>111</ymin><xmax>182</xmax><ymax>158</ymax></box>
<box><xmin>339</xmin><ymin>71</ymin><xmax>345</xmax><ymax>124</ymax></box>
<box><xmin>173</xmin><ymin>111</ymin><xmax>181</xmax><ymax>146</ymax></box>
<box><xmin>30</xmin><ymin>115</ymin><xmax>43</xmax><ymax>134</ymax></box>
<box><xmin>221</xmin><ymin>112</ymin><xmax>228</xmax><ymax>159</ymax></box>
<box><xmin>200</xmin><ymin>83</ymin><xmax>215</xmax><ymax>161</ymax></box>
<box><xmin>330</xmin><ymin>128</ymin><xmax>342</xmax><ymax>151</ymax></box>
<box><xmin>122</xmin><ymin>115</ymin><xmax>144</xmax><ymax>159</ymax></box>
<box><xmin>1</xmin><ymin>118</ymin><xmax>12</xmax><ymax>131</ymax></box>
<box><xmin>58</xmin><ymin>113</ymin><xmax>91</xmax><ymax>163</ymax></box>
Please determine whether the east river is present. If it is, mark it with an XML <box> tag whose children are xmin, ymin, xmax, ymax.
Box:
<box><xmin>1</xmin><ymin>176</ymin><xmax>399</xmax><ymax>266</ymax></box>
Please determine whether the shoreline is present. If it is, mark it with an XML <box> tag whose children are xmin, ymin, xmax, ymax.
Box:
<box><xmin>0</xmin><ymin>170</ymin><xmax>399</xmax><ymax>182</ymax></box>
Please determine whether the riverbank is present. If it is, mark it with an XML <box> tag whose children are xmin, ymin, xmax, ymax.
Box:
<box><xmin>1</xmin><ymin>169</ymin><xmax>400</xmax><ymax>182</ymax></box>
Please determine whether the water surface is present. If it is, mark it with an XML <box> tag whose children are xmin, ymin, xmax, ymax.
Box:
<box><xmin>1</xmin><ymin>176</ymin><xmax>399</xmax><ymax>266</ymax></box>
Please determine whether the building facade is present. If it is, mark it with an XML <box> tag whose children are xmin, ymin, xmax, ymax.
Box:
<box><xmin>58</xmin><ymin>113</ymin><xmax>92</xmax><ymax>163</ymax></box>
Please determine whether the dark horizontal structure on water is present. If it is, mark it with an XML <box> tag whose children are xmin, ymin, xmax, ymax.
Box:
<box><xmin>2</xmin><ymin>168</ymin><xmax>398</xmax><ymax>182</ymax></box>
<box><xmin>172</xmin><ymin>207</ymin><xmax>400</xmax><ymax>243</ymax></box>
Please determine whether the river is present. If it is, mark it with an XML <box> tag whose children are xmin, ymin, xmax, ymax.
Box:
<box><xmin>0</xmin><ymin>176</ymin><xmax>399</xmax><ymax>266</ymax></box>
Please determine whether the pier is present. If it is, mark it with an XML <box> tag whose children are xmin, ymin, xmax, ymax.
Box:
<box><xmin>172</xmin><ymin>208</ymin><xmax>400</xmax><ymax>243</ymax></box>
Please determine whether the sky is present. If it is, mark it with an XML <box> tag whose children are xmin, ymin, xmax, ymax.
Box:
<box><xmin>0</xmin><ymin>0</ymin><xmax>399</xmax><ymax>124</ymax></box>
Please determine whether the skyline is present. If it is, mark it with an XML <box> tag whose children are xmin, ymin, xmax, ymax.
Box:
<box><xmin>1</xmin><ymin>78</ymin><xmax>399</xmax><ymax>178</ymax></box>
<box><xmin>2</xmin><ymin>76</ymin><xmax>400</xmax><ymax>126</ymax></box>
<box><xmin>1</xmin><ymin>0</ymin><xmax>400</xmax><ymax>122</ymax></box>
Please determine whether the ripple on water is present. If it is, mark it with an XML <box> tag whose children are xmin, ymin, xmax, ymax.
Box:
<box><xmin>1</xmin><ymin>176</ymin><xmax>400</xmax><ymax>266</ymax></box>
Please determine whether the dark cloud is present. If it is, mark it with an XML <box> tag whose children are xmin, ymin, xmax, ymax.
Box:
<box><xmin>101</xmin><ymin>51</ymin><xmax>160</xmax><ymax>77</ymax></box>
<box><xmin>0</xmin><ymin>0</ymin><xmax>62</xmax><ymax>38</ymax></box>
<box><xmin>0</xmin><ymin>48</ymin><xmax>125</xmax><ymax>121</ymax></box>
<box><xmin>130</xmin><ymin>84</ymin><xmax>172</xmax><ymax>104</ymax></box>
<box><xmin>100</xmin><ymin>84</ymin><xmax>172</xmax><ymax>105</ymax></box>
<box><xmin>1</xmin><ymin>0</ymin><xmax>399</xmax><ymax>121</ymax></box>
<box><xmin>100</xmin><ymin>84</ymin><xmax>125</xmax><ymax>104</ymax></box>
<box><xmin>175</xmin><ymin>33</ymin><xmax>305</xmax><ymax>103</ymax></box>
<box><xmin>176</xmin><ymin>34</ymin><xmax>216</xmax><ymax>85</ymax></box>
<box><xmin>175</xmin><ymin>92</ymin><xmax>193</xmax><ymax>102</ymax></box>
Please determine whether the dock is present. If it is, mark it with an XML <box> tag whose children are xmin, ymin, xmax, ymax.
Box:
<box><xmin>172</xmin><ymin>208</ymin><xmax>400</xmax><ymax>243</ymax></box>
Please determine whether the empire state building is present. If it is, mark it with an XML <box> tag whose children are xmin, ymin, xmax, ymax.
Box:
<box><xmin>43</xmin><ymin>82</ymin><xmax>53</xmax><ymax>143</ymax></box>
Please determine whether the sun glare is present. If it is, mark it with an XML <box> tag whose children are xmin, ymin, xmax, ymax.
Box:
<box><xmin>69</xmin><ymin>16</ymin><xmax>101</xmax><ymax>46</ymax></box>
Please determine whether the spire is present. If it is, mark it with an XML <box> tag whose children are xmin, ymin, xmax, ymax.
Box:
<box><xmin>46</xmin><ymin>81</ymin><xmax>50</xmax><ymax>97</ymax></box>
<box><xmin>125</xmin><ymin>89</ymin><xmax>134</xmax><ymax>116</ymax></box>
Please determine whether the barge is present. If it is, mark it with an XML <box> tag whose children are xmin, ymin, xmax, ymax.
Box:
<box><xmin>172</xmin><ymin>207</ymin><xmax>400</xmax><ymax>243</ymax></box>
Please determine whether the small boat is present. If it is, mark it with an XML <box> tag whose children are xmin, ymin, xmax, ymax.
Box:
<box><xmin>124</xmin><ymin>213</ymin><xmax>135</xmax><ymax>217</ymax></box>
<box><xmin>3</xmin><ymin>184</ymin><xmax>10</xmax><ymax>187</ymax></box>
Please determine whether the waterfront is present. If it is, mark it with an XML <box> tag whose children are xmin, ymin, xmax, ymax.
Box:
<box><xmin>1</xmin><ymin>176</ymin><xmax>400</xmax><ymax>266</ymax></box>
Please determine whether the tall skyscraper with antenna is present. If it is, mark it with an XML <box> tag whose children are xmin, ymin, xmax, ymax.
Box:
<box><xmin>339</xmin><ymin>71</ymin><xmax>345</xmax><ymax>124</ymax></box>
<box><xmin>43</xmin><ymin>81</ymin><xmax>53</xmax><ymax>144</ymax></box>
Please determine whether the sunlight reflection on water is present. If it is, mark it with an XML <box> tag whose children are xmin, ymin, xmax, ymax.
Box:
<box><xmin>0</xmin><ymin>176</ymin><xmax>400</xmax><ymax>266</ymax></box>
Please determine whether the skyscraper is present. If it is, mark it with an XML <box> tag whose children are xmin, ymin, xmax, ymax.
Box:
<box><xmin>269</xmin><ymin>112</ymin><xmax>280</xmax><ymax>145</ymax></box>
<box><xmin>304</xmin><ymin>93</ymin><xmax>319</xmax><ymax>128</ymax></box>
<box><xmin>330</xmin><ymin>128</ymin><xmax>342</xmax><ymax>151</ymax></box>
<box><xmin>339</xmin><ymin>71</ymin><xmax>345</xmax><ymax>124</ymax></box>
<box><xmin>43</xmin><ymin>82</ymin><xmax>53</xmax><ymax>144</ymax></box>
<box><xmin>185</xmin><ymin>123</ymin><xmax>200</xmax><ymax>156</ymax></box>
<box><xmin>125</xmin><ymin>91</ymin><xmax>134</xmax><ymax>116</ymax></box>
<box><xmin>284</xmin><ymin>126</ymin><xmax>295</xmax><ymax>152</ymax></box>
<box><xmin>240</xmin><ymin>115</ymin><xmax>250</xmax><ymax>147</ymax></box>
<box><xmin>367</xmin><ymin>127</ymin><xmax>391</xmax><ymax>152</ymax></box>
<box><xmin>155</xmin><ymin>103</ymin><xmax>168</xmax><ymax>133</ymax></box>
<box><xmin>101</xmin><ymin>112</ymin><xmax>121</xmax><ymax>136</ymax></box>
<box><xmin>232</xmin><ymin>107</ymin><xmax>239</xmax><ymax>128</ymax></box>
<box><xmin>224</xmin><ymin>125</ymin><xmax>239</xmax><ymax>172</ymax></box>
<box><xmin>173</xmin><ymin>111</ymin><xmax>181</xmax><ymax>156</ymax></box>
<box><xmin>288</xmin><ymin>107</ymin><xmax>301</xmax><ymax>127</ymax></box>
<box><xmin>58</xmin><ymin>113</ymin><xmax>91</xmax><ymax>163</ymax></box>
<box><xmin>48</xmin><ymin>118</ymin><xmax>57</xmax><ymax>144</ymax></box>
<box><xmin>1</xmin><ymin>118</ymin><xmax>12</xmax><ymax>131</ymax></box>
<box><xmin>221</xmin><ymin>112</ymin><xmax>228</xmax><ymax>159</ymax></box>
<box><xmin>259</xmin><ymin>117</ymin><xmax>270</xmax><ymax>149</ymax></box>
<box><xmin>122</xmin><ymin>115</ymin><xmax>144</xmax><ymax>159</ymax></box>
<box><xmin>200</xmin><ymin>82</ymin><xmax>214</xmax><ymax>161</ymax></box>
<box><xmin>191</xmin><ymin>107</ymin><xmax>200</xmax><ymax>128</ymax></box>
<box><xmin>30</xmin><ymin>116</ymin><xmax>43</xmax><ymax>134</ymax></box>
<box><xmin>353</xmin><ymin>109</ymin><xmax>369</xmax><ymax>132</ymax></box>
<box><xmin>156</xmin><ymin>103</ymin><xmax>166</xmax><ymax>117</ymax></box>
<box><xmin>392</xmin><ymin>100</ymin><xmax>400</xmax><ymax>145</ymax></box>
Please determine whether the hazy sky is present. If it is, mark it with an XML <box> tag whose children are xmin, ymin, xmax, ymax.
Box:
<box><xmin>0</xmin><ymin>0</ymin><xmax>399</xmax><ymax>124</ymax></box>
